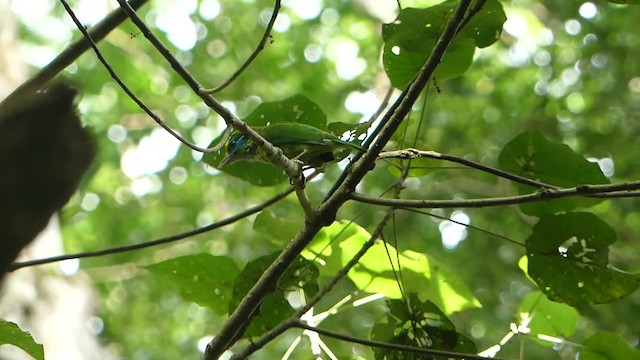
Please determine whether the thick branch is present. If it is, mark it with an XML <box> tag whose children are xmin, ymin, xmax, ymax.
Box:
<box><xmin>204</xmin><ymin>1</ymin><xmax>473</xmax><ymax>358</ymax></box>
<box><xmin>204</xmin><ymin>220</ymin><xmax>325</xmax><ymax>357</ymax></box>
<box><xmin>322</xmin><ymin>1</ymin><xmax>472</xmax><ymax>205</ymax></box>
<box><xmin>233</xmin><ymin>209</ymin><xmax>395</xmax><ymax>359</ymax></box>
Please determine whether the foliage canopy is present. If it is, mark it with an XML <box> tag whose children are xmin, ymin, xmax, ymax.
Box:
<box><xmin>2</xmin><ymin>0</ymin><xmax>640</xmax><ymax>359</ymax></box>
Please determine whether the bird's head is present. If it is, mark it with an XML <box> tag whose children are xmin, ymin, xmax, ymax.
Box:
<box><xmin>218</xmin><ymin>131</ymin><xmax>255</xmax><ymax>168</ymax></box>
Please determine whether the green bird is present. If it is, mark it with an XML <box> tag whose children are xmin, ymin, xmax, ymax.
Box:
<box><xmin>218</xmin><ymin>122</ymin><xmax>364</xmax><ymax>169</ymax></box>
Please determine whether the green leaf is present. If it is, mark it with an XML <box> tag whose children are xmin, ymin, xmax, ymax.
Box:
<box><xmin>0</xmin><ymin>320</ymin><xmax>44</xmax><ymax>360</ymax></box>
<box><xmin>254</xmin><ymin>200</ymin><xmax>304</xmax><ymax>246</ymax></box>
<box><xmin>229</xmin><ymin>252</ymin><xmax>319</xmax><ymax>338</ymax></box>
<box><xmin>498</xmin><ymin>131</ymin><xmax>610</xmax><ymax>216</ymax></box>
<box><xmin>519</xmin><ymin>291</ymin><xmax>579</xmax><ymax>346</ymax></box>
<box><xmin>202</xmin><ymin>94</ymin><xmax>327</xmax><ymax>186</ymax></box>
<box><xmin>580</xmin><ymin>332</ymin><xmax>640</xmax><ymax>360</ymax></box>
<box><xmin>244</xmin><ymin>94</ymin><xmax>327</xmax><ymax>129</ymax></box>
<box><xmin>326</xmin><ymin>121</ymin><xmax>370</xmax><ymax>141</ymax></box>
<box><xmin>526</xmin><ymin>212</ymin><xmax>640</xmax><ymax>305</ymax></box>
<box><xmin>371</xmin><ymin>294</ymin><xmax>476</xmax><ymax>360</ymax></box>
<box><xmin>304</xmin><ymin>221</ymin><xmax>481</xmax><ymax>314</ymax></box>
<box><xmin>459</xmin><ymin>0</ymin><xmax>508</xmax><ymax>48</ymax></box>
<box><xmin>145</xmin><ymin>254</ymin><xmax>240</xmax><ymax>315</ymax></box>
<box><xmin>382</xmin><ymin>1</ymin><xmax>506</xmax><ymax>88</ymax></box>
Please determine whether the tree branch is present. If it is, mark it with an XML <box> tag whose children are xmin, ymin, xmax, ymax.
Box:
<box><xmin>379</xmin><ymin>148</ymin><xmax>554</xmax><ymax>189</ymax></box>
<box><xmin>200</xmin><ymin>0</ymin><xmax>281</xmax><ymax>94</ymax></box>
<box><xmin>7</xmin><ymin>184</ymin><xmax>296</xmax><ymax>272</ymax></box>
<box><xmin>290</xmin><ymin>321</ymin><xmax>508</xmax><ymax>360</ymax></box>
<box><xmin>322</xmin><ymin>86</ymin><xmax>396</xmax><ymax>202</ymax></box>
<box><xmin>115</xmin><ymin>0</ymin><xmax>306</xmax><ymax>188</ymax></box>
<box><xmin>349</xmin><ymin>181</ymin><xmax>640</xmax><ymax>209</ymax></box>
<box><xmin>322</xmin><ymin>0</ymin><xmax>472</xmax><ymax>204</ymax></box>
<box><xmin>59</xmin><ymin>0</ymin><xmax>213</xmax><ymax>153</ymax></box>
<box><xmin>204</xmin><ymin>1</ymin><xmax>473</xmax><ymax>358</ymax></box>
<box><xmin>233</xmin><ymin>209</ymin><xmax>395</xmax><ymax>359</ymax></box>
<box><xmin>205</xmin><ymin>220</ymin><xmax>325</xmax><ymax>358</ymax></box>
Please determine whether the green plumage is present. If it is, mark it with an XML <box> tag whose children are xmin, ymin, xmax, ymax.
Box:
<box><xmin>219</xmin><ymin>122</ymin><xmax>364</xmax><ymax>169</ymax></box>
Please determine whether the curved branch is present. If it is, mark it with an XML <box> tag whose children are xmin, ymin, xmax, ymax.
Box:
<box><xmin>349</xmin><ymin>181</ymin><xmax>640</xmax><ymax>209</ymax></box>
<box><xmin>201</xmin><ymin>0</ymin><xmax>281</xmax><ymax>94</ymax></box>
<box><xmin>290</xmin><ymin>321</ymin><xmax>509</xmax><ymax>360</ymax></box>
<box><xmin>7</xmin><ymin>185</ymin><xmax>295</xmax><ymax>272</ymax></box>
<box><xmin>379</xmin><ymin>148</ymin><xmax>554</xmax><ymax>189</ymax></box>
<box><xmin>59</xmin><ymin>0</ymin><xmax>214</xmax><ymax>153</ymax></box>
<box><xmin>116</xmin><ymin>0</ymin><xmax>306</xmax><ymax>187</ymax></box>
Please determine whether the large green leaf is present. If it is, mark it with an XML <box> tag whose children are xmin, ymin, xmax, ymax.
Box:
<box><xmin>228</xmin><ymin>252</ymin><xmax>319</xmax><ymax>338</ymax></box>
<box><xmin>254</xmin><ymin>200</ymin><xmax>304</xmax><ymax>246</ymax></box>
<box><xmin>326</xmin><ymin>121</ymin><xmax>370</xmax><ymax>142</ymax></box>
<box><xmin>580</xmin><ymin>332</ymin><xmax>640</xmax><ymax>360</ymax></box>
<box><xmin>371</xmin><ymin>294</ymin><xmax>476</xmax><ymax>360</ymax></box>
<box><xmin>243</xmin><ymin>94</ymin><xmax>327</xmax><ymax>128</ymax></box>
<box><xmin>382</xmin><ymin>1</ymin><xmax>506</xmax><ymax>88</ymax></box>
<box><xmin>304</xmin><ymin>221</ymin><xmax>481</xmax><ymax>314</ymax></box>
<box><xmin>459</xmin><ymin>0</ymin><xmax>509</xmax><ymax>48</ymax></box>
<box><xmin>145</xmin><ymin>254</ymin><xmax>239</xmax><ymax>315</ymax></box>
<box><xmin>498</xmin><ymin>131</ymin><xmax>610</xmax><ymax>216</ymax></box>
<box><xmin>526</xmin><ymin>212</ymin><xmax>640</xmax><ymax>305</ymax></box>
<box><xmin>0</xmin><ymin>320</ymin><xmax>44</xmax><ymax>360</ymax></box>
<box><xmin>202</xmin><ymin>94</ymin><xmax>327</xmax><ymax>186</ymax></box>
<box><xmin>519</xmin><ymin>290</ymin><xmax>579</xmax><ymax>346</ymax></box>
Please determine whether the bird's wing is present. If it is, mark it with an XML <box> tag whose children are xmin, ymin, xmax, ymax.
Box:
<box><xmin>258</xmin><ymin>123</ymin><xmax>330</xmax><ymax>146</ymax></box>
<box><xmin>259</xmin><ymin>122</ymin><xmax>363</xmax><ymax>150</ymax></box>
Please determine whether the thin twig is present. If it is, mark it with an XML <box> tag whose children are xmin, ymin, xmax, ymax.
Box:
<box><xmin>0</xmin><ymin>0</ymin><xmax>149</xmax><ymax>107</ymax></box>
<box><xmin>201</xmin><ymin>0</ymin><xmax>281</xmax><ymax>94</ymax></box>
<box><xmin>401</xmin><ymin>207</ymin><xmax>525</xmax><ymax>248</ymax></box>
<box><xmin>7</xmin><ymin>185</ymin><xmax>295</xmax><ymax>272</ymax></box>
<box><xmin>379</xmin><ymin>148</ymin><xmax>555</xmax><ymax>189</ymax></box>
<box><xmin>58</xmin><ymin>0</ymin><xmax>214</xmax><ymax>153</ymax></box>
<box><xmin>115</xmin><ymin>0</ymin><xmax>306</xmax><ymax>188</ymax></box>
<box><xmin>290</xmin><ymin>321</ymin><xmax>509</xmax><ymax>360</ymax></box>
<box><xmin>212</xmin><ymin>126</ymin><xmax>233</xmax><ymax>153</ymax></box>
<box><xmin>349</xmin><ymin>180</ymin><xmax>640</xmax><ymax>209</ymax></box>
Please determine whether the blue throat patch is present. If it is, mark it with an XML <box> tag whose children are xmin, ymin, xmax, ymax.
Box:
<box><xmin>228</xmin><ymin>133</ymin><xmax>248</xmax><ymax>155</ymax></box>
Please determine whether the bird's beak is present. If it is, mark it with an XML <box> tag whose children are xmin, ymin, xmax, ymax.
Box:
<box><xmin>218</xmin><ymin>153</ymin><xmax>235</xmax><ymax>168</ymax></box>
